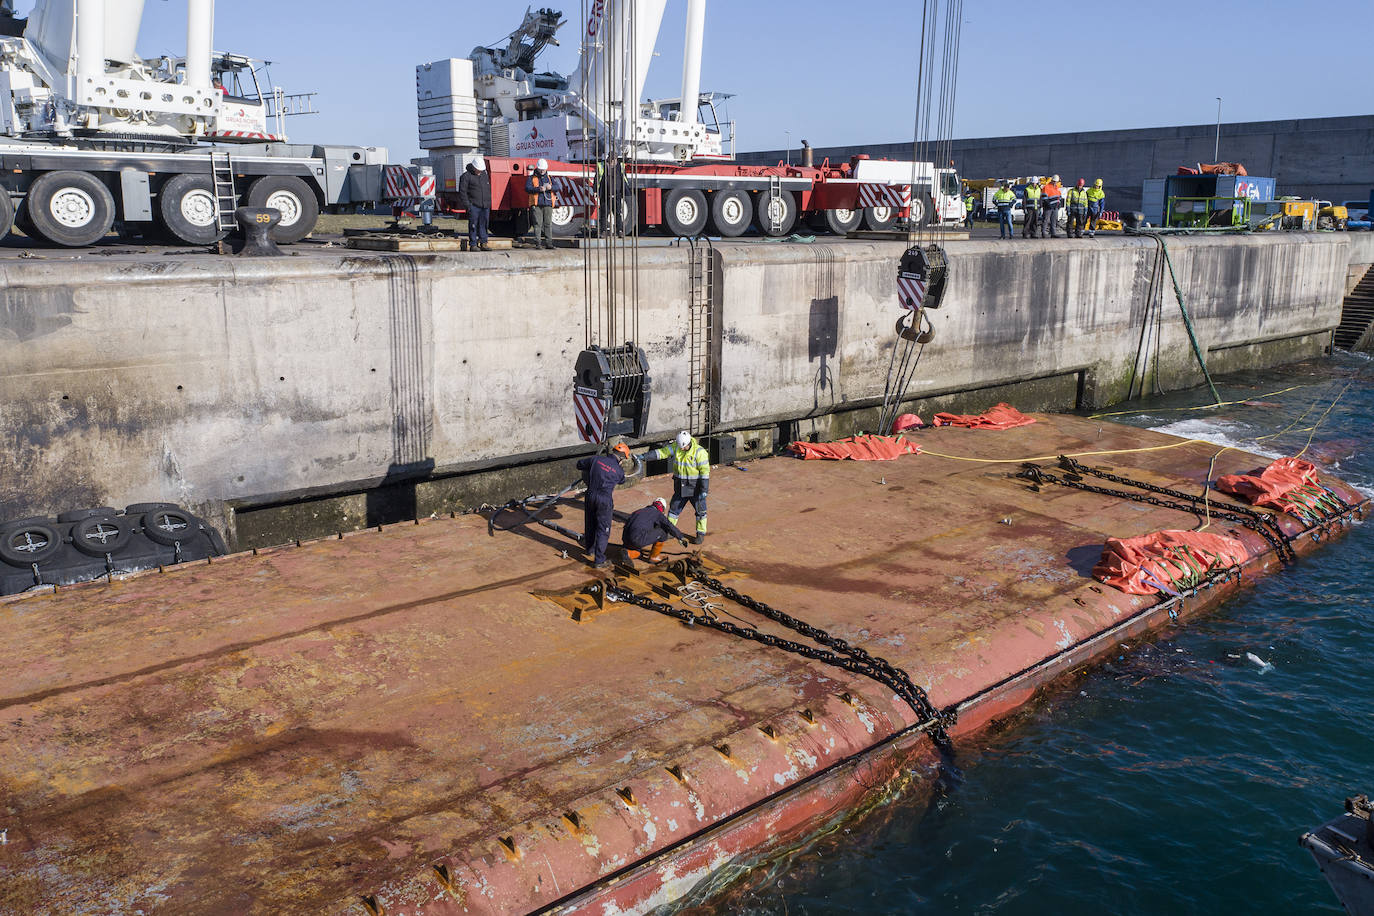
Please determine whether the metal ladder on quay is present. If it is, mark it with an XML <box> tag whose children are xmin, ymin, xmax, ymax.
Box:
<box><xmin>686</xmin><ymin>239</ymin><xmax>715</xmax><ymax>438</ymax></box>
<box><xmin>209</xmin><ymin>150</ymin><xmax>239</xmax><ymax>232</ymax></box>
<box><xmin>1334</xmin><ymin>264</ymin><xmax>1374</xmax><ymax>350</ymax></box>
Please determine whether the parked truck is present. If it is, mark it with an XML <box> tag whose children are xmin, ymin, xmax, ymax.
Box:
<box><xmin>402</xmin><ymin>3</ymin><xmax>964</xmax><ymax>238</ymax></box>
<box><xmin>0</xmin><ymin>0</ymin><xmax>387</xmax><ymax>247</ymax></box>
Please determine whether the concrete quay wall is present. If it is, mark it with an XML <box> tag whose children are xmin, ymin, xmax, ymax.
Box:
<box><xmin>0</xmin><ymin>233</ymin><xmax>1352</xmax><ymax>545</ymax></box>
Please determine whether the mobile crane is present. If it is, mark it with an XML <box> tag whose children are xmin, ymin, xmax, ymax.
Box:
<box><xmin>407</xmin><ymin>2</ymin><xmax>964</xmax><ymax>237</ymax></box>
<box><xmin>0</xmin><ymin>0</ymin><xmax>385</xmax><ymax>247</ymax></box>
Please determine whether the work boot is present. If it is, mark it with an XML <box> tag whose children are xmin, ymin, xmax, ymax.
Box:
<box><xmin>648</xmin><ymin>542</ymin><xmax>664</xmax><ymax>563</ymax></box>
<box><xmin>592</xmin><ymin>558</ymin><xmax>609</xmax><ymax>569</ymax></box>
<box><xmin>542</xmin><ymin>241</ymin><xmax>555</xmax><ymax>249</ymax></box>
<box><xmin>625</xmin><ymin>548</ymin><xmax>641</xmax><ymax>560</ymax></box>
<box><xmin>694</xmin><ymin>532</ymin><xmax>706</xmax><ymax>545</ymax></box>
<box><xmin>479</xmin><ymin>242</ymin><xmax>491</xmax><ymax>251</ymax></box>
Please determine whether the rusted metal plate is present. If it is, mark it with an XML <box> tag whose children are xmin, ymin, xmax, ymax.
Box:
<box><xmin>0</xmin><ymin>414</ymin><xmax>1363</xmax><ymax>914</ymax></box>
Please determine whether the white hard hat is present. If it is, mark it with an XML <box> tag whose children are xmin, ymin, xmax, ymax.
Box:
<box><xmin>676</xmin><ymin>431</ymin><xmax>692</xmax><ymax>450</ymax></box>
<box><xmin>536</xmin><ymin>158</ymin><xmax>549</xmax><ymax>171</ymax></box>
<box><xmin>472</xmin><ymin>155</ymin><xmax>485</xmax><ymax>171</ymax></box>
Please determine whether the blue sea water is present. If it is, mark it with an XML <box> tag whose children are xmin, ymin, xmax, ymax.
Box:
<box><xmin>692</xmin><ymin>354</ymin><xmax>1374</xmax><ymax>914</ymax></box>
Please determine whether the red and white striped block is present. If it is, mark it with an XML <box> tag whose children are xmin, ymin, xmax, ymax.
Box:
<box><xmin>858</xmin><ymin>183</ymin><xmax>912</xmax><ymax>210</ymax></box>
<box><xmin>574</xmin><ymin>387</ymin><xmax>610</xmax><ymax>443</ymax></box>
<box><xmin>896</xmin><ymin>273</ymin><xmax>927</xmax><ymax>310</ymax></box>
<box><xmin>209</xmin><ymin>130</ymin><xmax>282</xmax><ymax>141</ymax></box>
<box><xmin>552</xmin><ymin>176</ymin><xmax>596</xmax><ymax>207</ymax></box>
<box><xmin>383</xmin><ymin>166</ymin><xmax>436</xmax><ymax>209</ymax></box>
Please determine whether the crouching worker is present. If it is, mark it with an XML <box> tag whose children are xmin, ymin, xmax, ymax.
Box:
<box><xmin>622</xmin><ymin>498</ymin><xmax>689</xmax><ymax>564</ymax></box>
<box><xmin>576</xmin><ymin>444</ymin><xmax>628</xmax><ymax>568</ymax></box>
<box><xmin>642</xmin><ymin>431</ymin><xmax>711</xmax><ymax>543</ymax></box>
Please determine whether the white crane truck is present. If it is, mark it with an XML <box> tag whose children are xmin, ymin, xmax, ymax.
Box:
<box><xmin>407</xmin><ymin>2</ymin><xmax>964</xmax><ymax>238</ymax></box>
<box><xmin>0</xmin><ymin>0</ymin><xmax>386</xmax><ymax>247</ymax></box>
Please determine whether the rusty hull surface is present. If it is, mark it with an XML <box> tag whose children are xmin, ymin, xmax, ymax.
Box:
<box><xmin>0</xmin><ymin>413</ymin><xmax>1365</xmax><ymax>915</ymax></box>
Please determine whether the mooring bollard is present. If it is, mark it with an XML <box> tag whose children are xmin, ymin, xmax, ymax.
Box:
<box><xmin>235</xmin><ymin>207</ymin><xmax>284</xmax><ymax>257</ymax></box>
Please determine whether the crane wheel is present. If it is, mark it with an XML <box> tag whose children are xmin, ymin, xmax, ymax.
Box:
<box><xmin>0</xmin><ymin>187</ymin><xmax>13</xmax><ymax>242</ymax></box>
<box><xmin>24</xmin><ymin>170</ymin><xmax>116</xmax><ymax>247</ymax></box>
<box><xmin>708</xmin><ymin>190</ymin><xmax>751</xmax><ymax>237</ymax></box>
<box><xmin>157</xmin><ymin>174</ymin><xmax>228</xmax><ymax>245</ymax></box>
<box><xmin>664</xmin><ymin>188</ymin><xmax>708</xmax><ymax>236</ymax></box>
<box><xmin>245</xmin><ymin>175</ymin><xmax>319</xmax><ymax>244</ymax></box>
<box><xmin>754</xmin><ymin>188</ymin><xmax>797</xmax><ymax>237</ymax></box>
<box><xmin>862</xmin><ymin>205</ymin><xmax>898</xmax><ymax>232</ymax></box>
<box><xmin>823</xmin><ymin>207</ymin><xmax>863</xmax><ymax>235</ymax></box>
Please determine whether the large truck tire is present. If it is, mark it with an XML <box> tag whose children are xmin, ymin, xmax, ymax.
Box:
<box><xmin>663</xmin><ymin>188</ymin><xmax>709</xmax><ymax>236</ymax></box>
<box><xmin>862</xmin><ymin>205</ymin><xmax>898</xmax><ymax>231</ymax></box>
<box><xmin>0</xmin><ymin>188</ymin><xmax>14</xmax><ymax>242</ymax></box>
<box><xmin>549</xmin><ymin>204</ymin><xmax>587</xmax><ymax>237</ymax></box>
<box><xmin>822</xmin><ymin>207</ymin><xmax>863</xmax><ymax>235</ymax></box>
<box><xmin>245</xmin><ymin>175</ymin><xmax>319</xmax><ymax>244</ymax></box>
<box><xmin>24</xmin><ymin>170</ymin><xmax>116</xmax><ymax>247</ymax></box>
<box><xmin>709</xmin><ymin>190</ymin><xmax>752</xmax><ymax>237</ymax></box>
<box><xmin>157</xmin><ymin>173</ymin><xmax>228</xmax><ymax>245</ymax></box>
<box><xmin>755</xmin><ymin>188</ymin><xmax>797</xmax><ymax>237</ymax></box>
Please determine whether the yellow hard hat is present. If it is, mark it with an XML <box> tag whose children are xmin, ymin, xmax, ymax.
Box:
<box><xmin>1094</xmin><ymin>178</ymin><xmax>1103</xmax><ymax>187</ymax></box>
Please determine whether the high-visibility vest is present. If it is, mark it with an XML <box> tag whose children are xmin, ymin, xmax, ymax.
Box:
<box><xmin>993</xmin><ymin>189</ymin><xmax>1015</xmax><ymax>207</ymax></box>
<box><xmin>1087</xmin><ymin>187</ymin><xmax>1105</xmax><ymax>203</ymax></box>
<box><xmin>1067</xmin><ymin>187</ymin><xmax>1089</xmax><ymax>207</ymax></box>
<box><xmin>651</xmin><ymin>439</ymin><xmax>710</xmax><ymax>480</ymax></box>
<box><xmin>1042</xmin><ymin>183</ymin><xmax>1062</xmax><ymax>200</ymax></box>
<box><xmin>1023</xmin><ymin>186</ymin><xmax>1042</xmax><ymax>203</ymax></box>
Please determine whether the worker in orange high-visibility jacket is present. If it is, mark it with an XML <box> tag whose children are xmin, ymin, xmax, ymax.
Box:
<box><xmin>640</xmin><ymin>431</ymin><xmax>711</xmax><ymax>543</ymax></box>
<box><xmin>1039</xmin><ymin>175</ymin><xmax>1063</xmax><ymax>238</ymax></box>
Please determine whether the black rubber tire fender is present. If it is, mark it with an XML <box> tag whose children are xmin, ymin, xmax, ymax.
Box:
<box><xmin>754</xmin><ymin>188</ymin><xmax>797</xmax><ymax>237</ymax></box>
<box><xmin>0</xmin><ymin>521</ymin><xmax>64</xmax><ymax>566</ymax></box>
<box><xmin>57</xmin><ymin>506</ymin><xmax>118</xmax><ymax>523</ymax></box>
<box><xmin>142</xmin><ymin>508</ymin><xmax>197</xmax><ymax>546</ymax></box>
<box><xmin>245</xmin><ymin>175</ymin><xmax>320</xmax><ymax>244</ymax></box>
<box><xmin>862</xmin><ymin>205</ymin><xmax>898</xmax><ymax>231</ymax></box>
<box><xmin>72</xmin><ymin>515</ymin><xmax>133</xmax><ymax>557</ymax></box>
<box><xmin>24</xmin><ymin>170</ymin><xmax>116</xmax><ymax>247</ymax></box>
<box><xmin>157</xmin><ymin>173</ymin><xmax>228</xmax><ymax>245</ymax></box>
<box><xmin>664</xmin><ymin>188</ymin><xmax>709</xmax><ymax>236</ymax></box>
<box><xmin>823</xmin><ymin>207</ymin><xmax>863</xmax><ymax>235</ymax></box>
<box><xmin>709</xmin><ymin>190</ymin><xmax>752</xmax><ymax>237</ymax></box>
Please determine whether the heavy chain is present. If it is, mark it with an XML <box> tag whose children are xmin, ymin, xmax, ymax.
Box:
<box><xmin>606</xmin><ymin>559</ymin><xmax>956</xmax><ymax>749</ymax></box>
<box><xmin>1018</xmin><ymin>460</ymin><xmax>1299</xmax><ymax>565</ymax></box>
<box><xmin>1059</xmin><ymin>455</ymin><xmax>1351</xmax><ymax>535</ymax></box>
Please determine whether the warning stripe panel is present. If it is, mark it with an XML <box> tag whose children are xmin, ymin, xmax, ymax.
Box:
<box><xmin>858</xmin><ymin>184</ymin><xmax>912</xmax><ymax>210</ymax></box>
<box><xmin>574</xmin><ymin>389</ymin><xmax>609</xmax><ymax>443</ymax></box>
<box><xmin>896</xmin><ymin>274</ymin><xmax>927</xmax><ymax>310</ymax></box>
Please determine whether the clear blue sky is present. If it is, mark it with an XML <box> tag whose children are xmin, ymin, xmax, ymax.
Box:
<box><xmin>18</xmin><ymin>0</ymin><xmax>1372</xmax><ymax>161</ymax></box>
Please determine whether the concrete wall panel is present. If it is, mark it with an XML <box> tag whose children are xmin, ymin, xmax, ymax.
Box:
<box><xmin>0</xmin><ymin>234</ymin><xmax>1356</xmax><ymax>541</ymax></box>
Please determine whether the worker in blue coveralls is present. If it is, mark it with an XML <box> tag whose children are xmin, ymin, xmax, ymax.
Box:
<box><xmin>576</xmin><ymin>443</ymin><xmax>629</xmax><ymax>568</ymax></box>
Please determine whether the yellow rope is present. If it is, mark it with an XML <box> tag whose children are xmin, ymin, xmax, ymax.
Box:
<box><xmin>1088</xmin><ymin>383</ymin><xmax>1315</xmax><ymax>420</ymax></box>
<box><xmin>919</xmin><ymin>437</ymin><xmax>1215</xmax><ymax>465</ymax></box>
<box><xmin>1295</xmin><ymin>382</ymin><xmax>1353</xmax><ymax>459</ymax></box>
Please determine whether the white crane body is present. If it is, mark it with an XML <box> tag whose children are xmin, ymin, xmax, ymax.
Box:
<box><xmin>0</xmin><ymin>0</ymin><xmax>388</xmax><ymax>249</ymax></box>
<box><xmin>408</xmin><ymin>1</ymin><xmax>964</xmax><ymax>237</ymax></box>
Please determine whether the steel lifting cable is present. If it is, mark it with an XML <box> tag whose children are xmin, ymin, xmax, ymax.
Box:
<box><xmin>606</xmin><ymin>558</ymin><xmax>958</xmax><ymax>751</ymax></box>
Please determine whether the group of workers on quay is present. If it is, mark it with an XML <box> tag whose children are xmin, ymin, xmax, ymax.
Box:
<box><xmin>457</xmin><ymin>155</ymin><xmax>562</xmax><ymax>251</ymax></box>
<box><xmin>575</xmin><ymin>431</ymin><xmax>712</xmax><ymax>569</ymax></box>
<box><xmin>969</xmin><ymin>176</ymin><xmax>1107</xmax><ymax>240</ymax></box>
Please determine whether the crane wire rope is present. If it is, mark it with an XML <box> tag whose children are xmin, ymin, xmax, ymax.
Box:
<box><xmin>879</xmin><ymin>0</ymin><xmax>962</xmax><ymax>435</ymax></box>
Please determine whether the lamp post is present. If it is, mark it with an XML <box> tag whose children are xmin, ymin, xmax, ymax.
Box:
<box><xmin>1214</xmin><ymin>97</ymin><xmax>1222</xmax><ymax>161</ymax></box>
<box><xmin>785</xmin><ymin>129</ymin><xmax>791</xmax><ymax>165</ymax></box>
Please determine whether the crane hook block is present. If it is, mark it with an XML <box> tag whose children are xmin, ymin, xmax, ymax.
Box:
<box><xmin>574</xmin><ymin>344</ymin><xmax>653</xmax><ymax>439</ymax></box>
<box><xmin>896</xmin><ymin>244</ymin><xmax>948</xmax><ymax>310</ymax></box>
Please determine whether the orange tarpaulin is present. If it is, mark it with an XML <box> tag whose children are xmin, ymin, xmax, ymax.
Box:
<box><xmin>1092</xmin><ymin>530</ymin><xmax>1249</xmax><ymax>596</ymax></box>
<box><xmin>932</xmin><ymin>403</ymin><xmax>1036</xmax><ymax>430</ymax></box>
<box><xmin>1216</xmin><ymin>457</ymin><xmax>1339</xmax><ymax>522</ymax></box>
<box><xmin>789</xmin><ymin>434</ymin><xmax>921</xmax><ymax>461</ymax></box>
